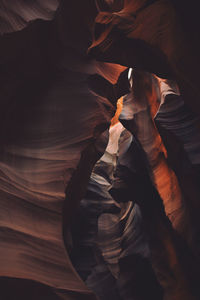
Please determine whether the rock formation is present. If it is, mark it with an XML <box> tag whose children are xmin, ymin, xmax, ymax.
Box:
<box><xmin>0</xmin><ymin>0</ymin><xmax>200</xmax><ymax>299</ymax></box>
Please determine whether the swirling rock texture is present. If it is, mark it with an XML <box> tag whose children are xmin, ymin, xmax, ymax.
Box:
<box><xmin>1</xmin><ymin>0</ymin><xmax>200</xmax><ymax>299</ymax></box>
<box><xmin>0</xmin><ymin>1</ymin><xmax>126</xmax><ymax>299</ymax></box>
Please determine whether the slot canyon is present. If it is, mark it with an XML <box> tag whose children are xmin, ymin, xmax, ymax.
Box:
<box><xmin>0</xmin><ymin>0</ymin><xmax>200</xmax><ymax>299</ymax></box>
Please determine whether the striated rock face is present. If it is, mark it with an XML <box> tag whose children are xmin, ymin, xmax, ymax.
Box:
<box><xmin>1</xmin><ymin>1</ymin><xmax>200</xmax><ymax>299</ymax></box>
<box><xmin>0</xmin><ymin>0</ymin><xmax>60</xmax><ymax>34</ymax></box>
<box><xmin>0</xmin><ymin>1</ymin><xmax>127</xmax><ymax>299</ymax></box>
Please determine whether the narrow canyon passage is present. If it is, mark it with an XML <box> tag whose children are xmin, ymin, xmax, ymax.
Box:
<box><xmin>69</xmin><ymin>75</ymin><xmax>200</xmax><ymax>300</ymax></box>
<box><xmin>1</xmin><ymin>1</ymin><xmax>200</xmax><ymax>299</ymax></box>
